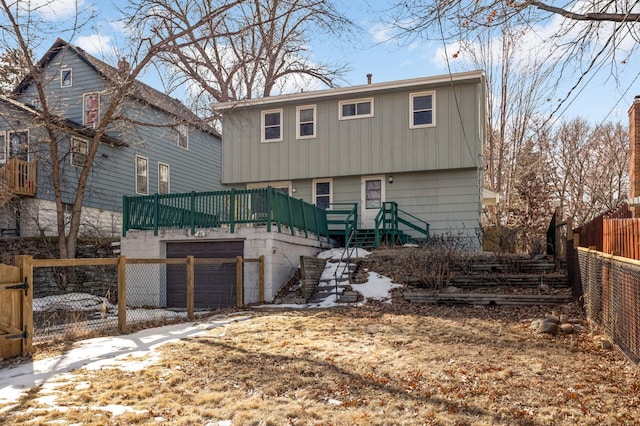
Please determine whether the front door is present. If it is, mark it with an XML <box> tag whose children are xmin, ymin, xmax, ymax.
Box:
<box><xmin>360</xmin><ymin>175</ymin><xmax>385</xmax><ymax>229</ymax></box>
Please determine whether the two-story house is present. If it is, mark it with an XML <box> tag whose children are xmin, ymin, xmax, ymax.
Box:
<box><xmin>0</xmin><ymin>39</ymin><xmax>224</xmax><ymax>238</ymax></box>
<box><xmin>215</xmin><ymin>71</ymin><xmax>487</xmax><ymax>249</ymax></box>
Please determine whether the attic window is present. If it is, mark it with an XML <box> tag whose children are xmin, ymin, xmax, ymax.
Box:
<box><xmin>61</xmin><ymin>68</ymin><xmax>72</xmax><ymax>87</ymax></box>
<box><xmin>172</xmin><ymin>124</ymin><xmax>189</xmax><ymax>149</ymax></box>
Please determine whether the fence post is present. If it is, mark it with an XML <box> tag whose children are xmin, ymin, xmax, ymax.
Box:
<box><xmin>117</xmin><ymin>256</ymin><xmax>127</xmax><ymax>333</ymax></box>
<box><xmin>230</xmin><ymin>188</ymin><xmax>236</xmax><ymax>233</ymax></box>
<box><xmin>287</xmin><ymin>196</ymin><xmax>295</xmax><ymax>235</ymax></box>
<box><xmin>122</xmin><ymin>195</ymin><xmax>129</xmax><ymax>237</ymax></box>
<box><xmin>259</xmin><ymin>255</ymin><xmax>265</xmax><ymax>302</ymax></box>
<box><xmin>187</xmin><ymin>256</ymin><xmax>195</xmax><ymax>320</ymax></box>
<box><xmin>153</xmin><ymin>193</ymin><xmax>159</xmax><ymax>236</ymax></box>
<box><xmin>236</xmin><ymin>256</ymin><xmax>243</xmax><ymax>307</ymax></box>
<box><xmin>14</xmin><ymin>255</ymin><xmax>33</xmax><ymax>356</ymax></box>
<box><xmin>266</xmin><ymin>188</ymin><xmax>272</xmax><ymax>233</ymax></box>
<box><xmin>190</xmin><ymin>191</ymin><xmax>196</xmax><ymax>236</ymax></box>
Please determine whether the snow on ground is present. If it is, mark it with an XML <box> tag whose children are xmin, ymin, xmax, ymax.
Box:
<box><xmin>34</xmin><ymin>293</ymin><xmax>115</xmax><ymax>313</ymax></box>
<box><xmin>0</xmin><ymin>314</ymin><xmax>254</xmax><ymax>413</ymax></box>
<box><xmin>317</xmin><ymin>247</ymin><xmax>370</xmax><ymax>260</ymax></box>
<box><xmin>1</xmin><ymin>248</ymin><xmax>400</xmax><ymax>414</ymax></box>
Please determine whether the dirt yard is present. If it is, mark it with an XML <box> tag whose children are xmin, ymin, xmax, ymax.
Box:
<box><xmin>2</xmin><ymin>300</ymin><xmax>639</xmax><ymax>425</ymax></box>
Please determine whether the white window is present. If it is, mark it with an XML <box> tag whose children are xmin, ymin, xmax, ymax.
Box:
<box><xmin>83</xmin><ymin>92</ymin><xmax>100</xmax><ymax>128</ymax></box>
<box><xmin>0</xmin><ymin>133</ymin><xmax>5</xmax><ymax>164</ymax></box>
<box><xmin>172</xmin><ymin>124</ymin><xmax>189</xmax><ymax>149</ymax></box>
<box><xmin>135</xmin><ymin>155</ymin><xmax>148</xmax><ymax>195</ymax></box>
<box><xmin>410</xmin><ymin>91</ymin><xmax>435</xmax><ymax>128</ymax></box>
<box><xmin>60</xmin><ymin>68</ymin><xmax>72</xmax><ymax>87</ymax></box>
<box><xmin>158</xmin><ymin>162</ymin><xmax>170</xmax><ymax>194</ymax></box>
<box><xmin>8</xmin><ymin>130</ymin><xmax>29</xmax><ymax>161</ymax></box>
<box><xmin>296</xmin><ymin>105</ymin><xmax>316</xmax><ymax>139</ymax></box>
<box><xmin>71</xmin><ymin>138</ymin><xmax>88</xmax><ymax>167</ymax></box>
<box><xmin>261</xmin><ymin>109</ymin><xmax>283</xmax><ymax>142</ymax></box>
<box><xmin>312</xmin><ymin>178</ymin><xmax>332</xmax><ymax>210</ymax></box>
<box><xmin>339</xmin><ymin>98</ymin><xmax>373</xmax><ymax>120</ymax></box>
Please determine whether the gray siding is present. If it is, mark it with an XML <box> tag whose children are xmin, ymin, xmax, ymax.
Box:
<box><xmin>222</xmin><ymin>80</ymin><xmax>484</xmax><ymax>184</ymax></box>
<box><xmin>10</xmin><ymin>47</ymin><xmax>224</xmax><ymax>212</ymax></box>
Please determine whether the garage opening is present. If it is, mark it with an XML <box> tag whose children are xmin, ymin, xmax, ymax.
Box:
<box><xmin>166</xmin><ymin>240</ymin><xmax>244</xmax><ymax>309</ymax></box>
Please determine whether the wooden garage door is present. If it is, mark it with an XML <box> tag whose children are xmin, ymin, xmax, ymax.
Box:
<box><xmin>166</xmin><ymin>241</ymin><xmax>244</xmax><ymax>309</ymax></box>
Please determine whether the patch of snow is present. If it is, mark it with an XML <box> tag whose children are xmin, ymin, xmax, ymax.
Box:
<box><xmin>328</xmin><ymin>398</ymin><xmax>342</xmax><ymax>405</ymax></box>
<box><xmin>34</xmin><ymin>293</ymin><xmax>115</xmax><ymax>313</ymax></box>
<box><xmin>317</xmin><ymin>247</ymin><xmax>370</xmax><ymax>260</ymax></box>
<box><xmin>96</xmin><ymin>404</ymin><xmax>147</xmax><ymax>416</ymax></box>
<box><xmin>352</xmin><ymin>272</ymin><xmax>402</xmax><ymax>302</ymax></box>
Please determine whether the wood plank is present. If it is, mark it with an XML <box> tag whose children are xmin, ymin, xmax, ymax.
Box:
<box><xmin>1</xmin><ymin>262</ymin><xmax>23</xmax><ymax>359</ymax></box>
<box><xmin>32</xmin><ymin>258</ymin><xmax>118</xmax><ymax>267</ymax></box>
<box><xmin>404</xmin><ymin>292</ymin><xmax>573</xmax><ymax>306</ymax></box>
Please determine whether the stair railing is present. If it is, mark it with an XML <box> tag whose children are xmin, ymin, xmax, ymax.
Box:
<box><xmin>333</xmin><ymin>225</ymin><xmax>358</xmax><ymax>302</ymax></box>
<box><xmin>374</xmin><ymin>202</ymin><xmax>430</xmax><ymax>247</ymax></box>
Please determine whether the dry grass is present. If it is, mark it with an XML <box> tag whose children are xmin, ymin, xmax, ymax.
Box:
<box><xmin>2</xmin><ymin>300</ymin><xmax>639</xmax><ymax>425</ymax></box>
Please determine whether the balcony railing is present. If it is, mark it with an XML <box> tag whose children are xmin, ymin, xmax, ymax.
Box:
<box><xmin>0</xmin><ymin>158</ymin><xmax>37</xmax><ymax>197</ymax></box>
<box><xmin>122</xmin><ymin>187</ymin><xmax>329</xmax><ymax>240</ymax></box>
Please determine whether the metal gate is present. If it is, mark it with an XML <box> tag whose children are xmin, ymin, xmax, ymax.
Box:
<box><xmin>0</xmin><ymin>258</ymin><xmax>32</xmax><ymax>359</ymax></box>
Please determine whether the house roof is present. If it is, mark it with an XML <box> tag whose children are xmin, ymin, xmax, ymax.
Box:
<box><xmin>0</xmin><ymin>95</ymin><xmax>126</xmax><ymax>146</ymax></box>
<box><xmin>11</xmin><ymin>38</ymin><xmax>219</xmax><ymax>138</ymax></box>
<box><xmin>214</xmin><ymin>70</ymin><xmax>486</xmax><ymax>111</ymax></box>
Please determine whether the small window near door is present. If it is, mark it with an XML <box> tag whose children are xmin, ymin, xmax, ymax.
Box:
<box><xmin>410</xmin><ymin>91</ymin><xmax>435</xmax><ymax>128</ymax></box>
<box><xmin>313</xmin><ymin>179</ymin><xmax>332</xmax><ymax>210</ymax></box>
<box><xmin>158</xmin><ymin>162</ymin><xmax>170</xmax><ymax>194</ymax></box>
<box><xmin>0</xmin><ymin>133</ymin><xmax>6</xmax><ymax>164</ymax></box>
<box><xmin>296</xmin><ymin>105</ymin><xmax>316</xmax><ymax>139</ymax></box>
<box><xmin>61</xmin><ymin>68</ymin><xmax>72</xmax><ymax>87</ymax></box>
<box><xmin>262</xmin><ymin>109</ymin><xmax>283</xmax><ymax>142</ymax></box>
<box><xmin>365</xmin><ymin>179</ymin><xmax>382</xmax><ymax>209</ymax></box>
<box><xmin>71</xmin><ymin>138</ymin><xmax>88</xmax><ymax>167</ymax></box>
<box><xmin>135</xmin><ymin>155</ymin><xmax>148</xmax><ymax>195</ymax></box>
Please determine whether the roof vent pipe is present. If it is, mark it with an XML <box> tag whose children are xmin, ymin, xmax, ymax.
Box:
<box><xmin>367</xmin><ymin>73</ymin><xmax>372</xmax><ymax>85</ymax></box>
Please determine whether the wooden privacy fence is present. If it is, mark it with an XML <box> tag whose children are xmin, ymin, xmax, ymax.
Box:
<box><xmin>1</xmin><ymin>255</ymin><xmax>264</xmax><ymax>359</ymax></box>
<box><xmin>602</xmin><ymin>218</ymin><xmax>640</xmax><ymax>261</ymax></box>
<box><xmin>0</xmin><ymin>256</ymin><xmax>33</xmax><ymax>359</ymax></box>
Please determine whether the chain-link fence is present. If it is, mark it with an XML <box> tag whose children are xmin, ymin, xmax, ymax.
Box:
<box><xmin>29</xmin><ymin>256</ymin><xmax>262</xmax><ymax>348</ymax></box>
<box><xmin>578</xmin><ymin>248</ymin><xmax>640</xmax><ymax>363</ymax></box>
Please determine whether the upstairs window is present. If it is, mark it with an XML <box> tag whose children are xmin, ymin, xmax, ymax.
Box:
<box><xmin>60</xmin><ymin>68</ymin><xmax>72</xmax><ymax>87</ymax></box>
<box><xmin>313</xmin><ymin>179</ymin><xmax>332</xmax><ymax>210</ymax></box>
<box><xmin>158</xmin><ymin>162</ymin><xmax>170</xmax><ymax>194</ymax></box>
<box><xmin>83</xmin><ymin>92</ymin><xmax>100</xmax><ymax>128</ymax></box>
<box><xmin>172</xmin><ymin>124</ymin><xmax>189</xmax><ymax>149</ymax></box>
<box><xmin>339</xmin><ymin>98</ymin><xmax>373</xmax><ymax>120</ymax></box>
<box><xmin>8</xmin><ymin>130</ymin><xmax>29</xmax><ymax>161</ymax></box>
<box><xmin>296</xmin><ymin>105</ymin><xmax>316</xmax><ymax>139</ymax></box>
<box><xmin>135</xmin><ymin>155</ymin><xmax>148</xmax><ymax>195</ymax></box>
<box><xmin>262</xmin><ymin>109</ymin><xmax>283</xmax><ymax>142</ymax></box>
<box><xmin>71</xmin><ymin>138</ymin><xmax>88</xmax><ymax>167</ymax></box>
<box><xmin>0</xmin><ymin>133</ymin><xmax>5</xmax><ymax>164</ymax></box>
<box><xmin>410</xmin><ymin>91</ymin><xmax>435</xmax><ymax>128</ymax></box>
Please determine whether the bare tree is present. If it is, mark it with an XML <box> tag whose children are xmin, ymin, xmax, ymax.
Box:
<box><xmin>125</xmin><ymin>0</ymin><xmax>353</xmax><ymax>109</ymax></box>
<box><xmin>0</xmin><ymin>0</ymin><xmax>244</xmax><ymax>258</ymax></box>
<box><xmin>0</xmin><ymin>48</ymin><xmax>31</xmax><ymax>95</ymax></box>
<box><xmin>541</xmin><ymin>117</ymin><xmax>628</xmax><ymax>226</ymax></box>
<box><xmin>389</xmin><ymin>0</ymin><xmax>640</xmax><ymax>117</ymax></box>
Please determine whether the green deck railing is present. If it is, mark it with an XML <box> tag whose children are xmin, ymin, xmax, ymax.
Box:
<box><xmin>374</xmin><ymin>201</ymin><xmax>430</xmax><ymax>246</ymax></box>
<box><xmin>325</xmin><ymin>203</ymin><xmax>358</xmax><ymax>243</ymax></box>
<box><xmin>122</xmin><ymin>187</ymin><xmax>329</xmax><ymax>239</ymax></box>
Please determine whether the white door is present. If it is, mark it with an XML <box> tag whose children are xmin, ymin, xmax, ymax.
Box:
<box><xmin>360</xmin><ymin>176</ymin><xmax>385</xmax><ymax>228</ymax></box>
